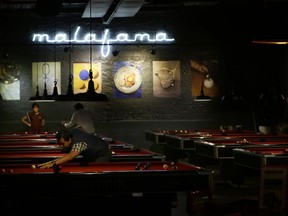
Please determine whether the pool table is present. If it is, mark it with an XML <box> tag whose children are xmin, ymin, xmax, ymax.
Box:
<box><xmin>0</xmin><ymin>161</ymin><xmax>213</xmax><ymax>215</ymax></box>
<box><xmin>0</xmin><ymin>141</ymin><xmax>134</xmax><ymax>151</ymax></box>
<box><xmin>0</xmin><ymin>131</ymin><xmax>56</xmax><ymax>136</ymax></box>
<box><xmin>0</xmin><ymin>131</ymin><xmax>56</xmax><ymax>134</ymax></box>
<box><xmin>165</xmin><ymin>133</ymin><xmax>288</xmax><ymax>151</ymax></box>
<box><xmin>0</xmin><ymin>139</ymin><xmax>57</xmax><ymax>144</ymax></box>
<box><xmin>0</xmin><ymin>143</ymin><xmax>61</xmax><ymax>151</ymax></box>
<box><xmin>0</xmin><ymin>148</ymin><xmax>166</xmax><ymax>163</ymax></box>
<box><xmin>0</xmin><ymin>132</ymin><xmax>135</xmax><ymax>149</ymax></box>
<box><xmin>233</xmin><ymin>147</ymin><xmax>288</xmax><ymax>169</ymax></box>
<box><xmin>162</xmin><ymin>133</ymin><xmax>288</xmax><ymax>166</ymax></box>
<box><xmin>0</xmin><ymin>132</ymin><xmax>57</xmax><ymax>140</ymax></box>
<box><xmin>0</xmin><ymin>137</ymin><xmax>57</xmax><ymax>142</ymax></box>
<box><xmin>145</xmin><ymin>129</ymin><xmax>255</xmax><ymax>144</ymax></box>
<box><xmin>195</xmin><ymin>140</ymin><xmax>288</xmax><ymax>159</ymax></box>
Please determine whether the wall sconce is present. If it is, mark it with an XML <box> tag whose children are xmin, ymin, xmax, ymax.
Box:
<box><xmin>112</xmin><ymin>50</ymin><xmax>120</xmax><ymax>56</ymax></box>
<box><xmin>222</xmin><ymin>90</ymin><xmax>243</xmax><ymax>102</ymax></box>
<box><xmin>63</xmin><ymin>46</ymin><xmax>73</xmax><ymax>53</ymax></box>
<box><xmin>63</xmin><ymin>47</ymin><xmax>69</xmax><ymax>53</ymax></box>
<box><xmin>258</xmin><ymin>86</ymin><xmax>285</xmax><ymax>105</ymax></box>
<box><xmin>151</xmin><ymin>47</ymin><xmax>156</xmax><ymax>55</ymax></box>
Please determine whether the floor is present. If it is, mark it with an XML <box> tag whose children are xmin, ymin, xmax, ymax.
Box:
<box><xmin>171</xmin><ymin>164</ymin><xmax>288</xmax><ymax>216</ymax></box>
<box><xmin>149</xmin><ymin>143</ymin><xmax>287</xmax><ymax>216</ymax></box>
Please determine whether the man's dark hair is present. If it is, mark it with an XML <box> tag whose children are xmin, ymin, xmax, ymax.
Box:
<box><xmin>74</xmin><ymin>103</ymin><xmax>84</xmax><ymax>110</ymax></box>
<box><xmin>56</xmin><ymin>129</ymin><xmax>73</xmax><ymax>141</ymax></box>
<box><xmin>32</xmin><ymin>102</ymin><xmax>39</xmax><ymax>108</ymax></box>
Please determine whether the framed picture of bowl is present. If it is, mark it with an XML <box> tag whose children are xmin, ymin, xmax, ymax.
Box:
<box><xmin>113</xmin><ymin>61</ymin><xmax>143</xmax><ymax>98</ymax></box>
<box><xmin>153</xmin><ymin>60</ymin><xmax>181</xmax><ymax>97</ymax></box>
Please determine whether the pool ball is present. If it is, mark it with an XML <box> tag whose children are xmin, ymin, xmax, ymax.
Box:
<box><xmin>53</xmin><ymin>165</ymin><xmax>62</xmax><ymax>174</ymax></box>
<box><xmin>163</xmin><ymin>164</ymin><xmax>169</xmax><ymax>170</ymax></box>
<box><xmin>135</xmin><ymin>162</ymin><xmax>142</xmax><ymax>170</ymax></box>
<box><xmin>144</xmin><ymin>162</ymin><xmax>151</xmax><ymax>170</ymax></box>
<box><xmin>31</xmin><ymin>164</ymin><xmax>36</xmax><ymax>169</ymax></box>
<box><xmin>171</xmin><ymin>162</ymin><xmax>178</xmax><ymax>170</ymax></box>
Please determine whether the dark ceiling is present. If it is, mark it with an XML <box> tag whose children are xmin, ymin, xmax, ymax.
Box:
<box><xmin>1</xmin><ymin>1</ymin><xmax>287</xmax><ymax>16</ymax></box>
<box><xmin>1</xmin><ymin>0</ymin><xmax>288</xmax><ymax>25</ymax></box>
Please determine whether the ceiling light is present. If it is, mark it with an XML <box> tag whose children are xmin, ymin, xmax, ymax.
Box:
<box><xmin>252</xmin><ymin>40</ymin><xmax>288</xmax><ymax>45</ymax></box>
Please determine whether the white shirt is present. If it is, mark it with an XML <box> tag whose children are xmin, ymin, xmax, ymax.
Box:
<box><xmin>64</xmin><ymin>109</ymin><xmax>96</xmax><ymax>134</ymax></box>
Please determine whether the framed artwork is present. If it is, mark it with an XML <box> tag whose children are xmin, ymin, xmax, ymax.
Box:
<box><xmin>32</xmin><ymin>62</ymin><xmax>61</xmax><ymax>97</ymax></box>
<box><xmin>153</xmin><ymin>60</ymin><xmax>180</xmax><ymax>97</ymax></box>
<box><xmin>0</xmin><ymin>63</ymin><xmax>20</xmax><ymax>100</ymax></box>
<box><xmin>191</xmin><ymin>59</ymin><xmax>219</xmax><ymax>97</ymax></box>
<box><xmin>113</xmin><ymin>61</ymin><xmax>143</xmax><ymax>98</ymax></box>
<box><xmin>73</xmin><ymin>62</ymin><xmax>102</xmax><ymax>94</ymax></box>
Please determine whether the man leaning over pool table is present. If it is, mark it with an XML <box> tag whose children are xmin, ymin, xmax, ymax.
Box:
<box><xmin>38</xmin><ymin>128</ymin><xmax>111</xmax><ymax>169</ymax></box>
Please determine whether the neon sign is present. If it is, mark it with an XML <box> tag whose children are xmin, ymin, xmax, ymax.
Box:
<box><xmin>32</xmin><ymin>26</ymin><xmax>175</xmax><ymax>57</ymax></box>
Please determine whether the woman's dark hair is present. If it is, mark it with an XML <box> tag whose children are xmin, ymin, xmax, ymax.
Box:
<box><xmin>56</xmin><ymin>130</ymin><xmax>73</xmax><ymax>141</ymax></box>
<box><xmin>74</xmin><ymin>103</ymin><xmax>84</xmax><ymax>110</ymax></box>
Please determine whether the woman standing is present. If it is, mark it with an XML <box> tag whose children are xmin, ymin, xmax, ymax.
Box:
<box><xmin>20</xmin><ymin>102</ymin><xmax>45</xmax><ymax>133</ymax></box>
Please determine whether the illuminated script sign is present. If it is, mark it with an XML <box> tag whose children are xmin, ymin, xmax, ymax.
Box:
<box><xmin>32</xmin><ymin>26</ymin><xmax>175</xmax><ymax>57</ymax></box>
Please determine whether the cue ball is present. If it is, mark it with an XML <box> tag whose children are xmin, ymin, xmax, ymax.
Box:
<box><xmin>31</xmin><ymin>165</ymin><xmax>36</xmax><ymax>169</ymax></box>
<box><xmin>163</xmin><ymin>164</ymin><xmax>168</xmax><ymax>170</ymax></box>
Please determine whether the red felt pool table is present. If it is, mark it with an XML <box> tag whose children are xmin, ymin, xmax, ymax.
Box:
<box><xmin>165</xmin><ymin>133</ymin><xmax>288</xmax><ymax>150</ymax></box>
<box><xmin>195</xmin><ymin>140</ymin><xmax>288</xmax><ymax>159</ymax></box>
<box><xmin>0</xmin><ymin>131</ymin><xmax>56</xmax><ymax>136</ymax></box>
<box><xmin>0</xmin><ymin>132</ymin><xmax>57</xmax><ymax>140</ymax></box>
<box><xmin>233</xmin><ymin>147</ymin><xmax>288</xmax><ymax>169</ymax></box>
<box><xmin>0</xmin><ymin>137</ymin><xmax>57</xmax><ymax>142</ymax></box>
<box><xmin>162</xmin><ymin>133</ymin><xmax>288</xmax><ymax>165</ymax></box>
<box><xmin>0</xmin><ymin>148</ymin><xmax>166</xmax><ymax>163</ymax></box>
<box><xmin>145</xmin><ymin>129</ymin><xmax>255</xmax><ymax>144</ymax></box>
<box><xmin>0</xmin><ymin>161</ymin><xmax>213</xmax><ymax>215</ymax></box>
<box><xmin>0</xmin><ymin>141</ymin><xmax>134</xmax><ymax>151</ymax></box>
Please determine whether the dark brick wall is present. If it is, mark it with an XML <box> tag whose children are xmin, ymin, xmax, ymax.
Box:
<box><xmin>0</xmin><ymin>11</ymin><xmax>287</xmax><ymax>147</ymax></box>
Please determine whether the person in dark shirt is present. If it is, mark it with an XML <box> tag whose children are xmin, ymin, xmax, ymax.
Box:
<box><xmin>20</xmin><ymin>102</ymin><xmax>45</xmax><ymax>133</ymax></box>
<box><xmin>38</xmin><ymin>128</ymin><xmax>111</xmax><ymax>168</ymax></box>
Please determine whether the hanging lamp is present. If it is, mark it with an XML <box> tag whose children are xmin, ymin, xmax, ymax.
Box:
<box><xmin>72</xmin><ymin>0</ymin><xmax>108</xmax><ymax>101</ymax></box>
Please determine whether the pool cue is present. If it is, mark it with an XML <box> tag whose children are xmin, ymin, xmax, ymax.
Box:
<box><xmin>26</xmin><ymin>112</ymin><xmax>31</xmax><ymax>123</ymax></box>
<box><xmin>251</xmin><ymin>106</ymin><xmax>257</xmax><ymax>133</ymax></box>
<box><xmin>33</xmin><ymin>159</ymin><xmax>57</xmax><ymax>169</ymax></box>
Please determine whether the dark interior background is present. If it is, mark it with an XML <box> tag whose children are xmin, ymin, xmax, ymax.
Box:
<box><xmin>0</xmin><ymin>0</ymin><xmax>288</xmax><ymax>148</ymax></box>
